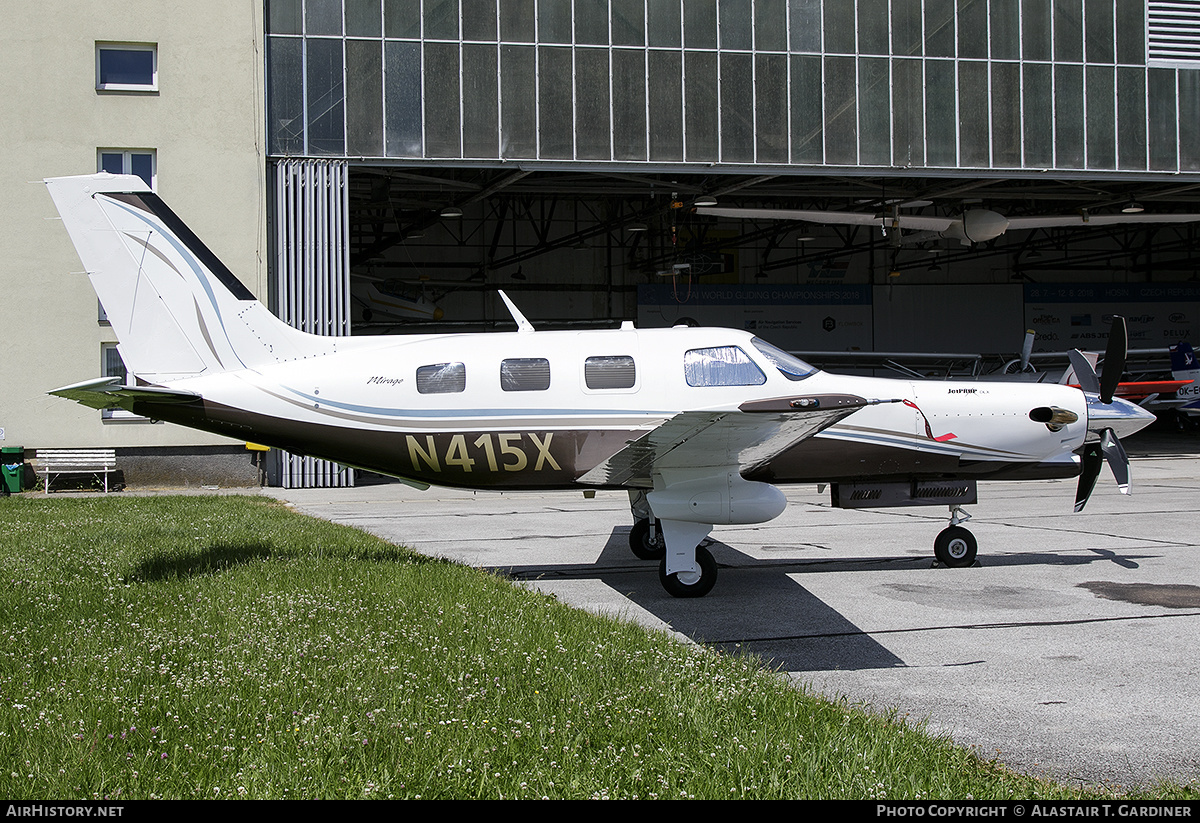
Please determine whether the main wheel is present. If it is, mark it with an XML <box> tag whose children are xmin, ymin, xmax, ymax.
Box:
<box><xmin>934</xmin><ymin>526</ymin><xmax>978</xmax><ymax>567</ymax></box>
<box><xmin>629</xmin><ymin>519</ymin><xmax>666</xmax><ymax>560</ymax></box>
<box><xmin>659</xmin><ymin>544</ymin><xmax>718</xmax><ymax>598</ymax></box>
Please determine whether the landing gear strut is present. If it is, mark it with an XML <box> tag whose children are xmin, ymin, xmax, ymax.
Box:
<box><xmin>934</xmin><ymin>506</ymin><xmax>977</xmax><ymax>567</ymax></box>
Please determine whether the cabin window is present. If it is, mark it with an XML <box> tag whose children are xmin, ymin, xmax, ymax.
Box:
<box><xmin>584</xmin><ymin>355</ymin><xmax>636</xmax><ymax>389</ymax></box>
<box><xmin>751</xmin><ymin>337</ymin><xmax>818</xmax><ymax>381</ymax></box>
<box><xmin>416</xmin><ymin>362</ymin><xmax>466</xmax><ymax>394</ymax></box>
<box><xmin>501</xmin><ymin>358</ymin><xmax>551</xmax><ymax>391</ymax></box>
<box><xmin>684</xmin><ymin>346</ymin><xmax>766</xmax><ymax>387</ymax></box>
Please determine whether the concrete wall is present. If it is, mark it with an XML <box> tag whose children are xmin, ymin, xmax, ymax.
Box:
<box><xmin>1</xmin><ymin>2</ymin><xmax>266</xmax><ymax>457</ymax></box>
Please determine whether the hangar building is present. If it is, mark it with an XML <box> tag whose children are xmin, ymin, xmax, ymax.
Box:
<box><xmin>6</xmin><ymin>0</ymin><xmax>1200</xmax><ymax>488</ymax></box>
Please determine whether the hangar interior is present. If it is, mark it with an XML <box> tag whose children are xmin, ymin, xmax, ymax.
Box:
<box><xmin>340</xmin><ymin>166</ymin><xmax>1200</xmax><ymax>343</ymax></box>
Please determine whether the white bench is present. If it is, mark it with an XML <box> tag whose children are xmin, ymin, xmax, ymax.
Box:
<box><xmin>39</xmin><ymin>449</ymin><xmax>118</xmax><ymax>493</ymax></box>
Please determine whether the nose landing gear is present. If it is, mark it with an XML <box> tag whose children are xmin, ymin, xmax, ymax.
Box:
<box><xmin>934</xmin><ymin>506</ymin><xmax>978</xmax><ymax>567</ymax></box>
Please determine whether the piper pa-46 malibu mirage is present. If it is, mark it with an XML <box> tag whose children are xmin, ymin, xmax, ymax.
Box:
<box><xmin>45</xmin><ymin>173</ymin><xmax>1156</xmax><ymax>597</ymax></box>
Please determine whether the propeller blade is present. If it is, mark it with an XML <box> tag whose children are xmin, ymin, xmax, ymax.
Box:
<box><xmin>1069</xmin><ymin>349</ymin><xmax>1101</xmax><ymax>394</ymax></box>
<box><xmin>1075</xmin><ymin>443</ymin><xmax>1104</xmax><ymax>512</ymax></box>
<box><xmin>1076</xmin><ymin>427</ymin><xmax>1133</xmax><ymax>512</ymax></box>
<box><xmin>1099</xmin><ymin>315</ymin><xmax>1127</xmax><ymax>404</ymax></box>
<box><xmin>1020</xmin><ymin>330</ymin><xmax>1035</xmax><ymax>371</ymax></box>
<box><xmin>1100</xmin><ymin>429</ymin><xmax>1131</xmax><ymax>494</ymax></box>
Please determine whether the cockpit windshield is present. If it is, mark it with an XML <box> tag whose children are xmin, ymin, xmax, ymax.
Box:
<box><xmin>751</xmin><ymin>337</ymin><xmax>819</xmax><ymax>381</ymax></box>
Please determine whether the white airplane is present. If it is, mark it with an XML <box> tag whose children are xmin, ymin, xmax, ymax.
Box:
<box><xmin>696</xmin><ymin>204</ymin><xmax>1200</xmax><ymax>245</ymax></box>
<box><xmin>44</xmin><ymin>173</ymin><xmax>1156</xmax><ymax>597</ymax></box>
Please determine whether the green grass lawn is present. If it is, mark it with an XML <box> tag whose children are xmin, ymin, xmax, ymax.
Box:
<box><xmin>0</xmin><ymin>494</ymin><xmax>1193</xmax><ymax>800</ymax></box>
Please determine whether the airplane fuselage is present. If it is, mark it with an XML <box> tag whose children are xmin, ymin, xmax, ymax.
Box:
<box><xmin>122</xmin><ymin>324</ymin><xmax>1091</xmax><ymax>491</ymax></box>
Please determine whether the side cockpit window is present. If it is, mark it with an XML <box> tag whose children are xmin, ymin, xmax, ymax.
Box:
<box><xmin>684</xmin><ymin>346</ymin><xmax>766</xmax><ymax>387</ymax></box>
<box><xmin>501</xmin><ymin>358</ymin><xmax>551</xmax><ymax>391</ymax></box>
<box><xmin>416</xmin><ymin>362</ymin><xmax>466</xmax><ymax>394</ymax></box>
<box><xmin>584</xmin><ymin>355</ymin><xmax>636</xmax><ymax>389</ymax></box>
<box><xmin>751</xmin><ymin>337</ymin><xmax>818</xmax><ymax>381</ymax></box>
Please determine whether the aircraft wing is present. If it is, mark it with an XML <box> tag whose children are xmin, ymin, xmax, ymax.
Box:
<box><xmin>49</xmin><ymin>377</ymin><xmax>200</xmax><ymax>412</ymax></box>
<box><xmin>694</xmin><ymin>206</ymin><xmax>960</xmax><ymax>232</ymax></box>
<box><xmin>578</xmin><ymin>394</ymin><xmax>889</xmax><ymax>487</ymax></box>
<box><xmin>697</xmin><ymin>207</ymin><xmax>1200</xmax><ymax>233</ymax></box>
<box><xmin>1005</xmin><ymin>213</ymin><xmax>1200</xmax><ymax>230</ymax></box>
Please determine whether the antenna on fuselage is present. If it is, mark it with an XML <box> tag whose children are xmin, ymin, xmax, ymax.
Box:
<box><xmin>498</xmin><ymin>290</ymin><xmax>535</xmax><ymax>334</ymax></box>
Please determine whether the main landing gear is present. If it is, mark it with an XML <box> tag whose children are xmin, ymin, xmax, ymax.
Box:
<box><xmin>934</xmin><ymin>506</ymin><xmax>978</xmax><ymax>567</ymax></box>
<box><xmin>629</xmin><ymin>517</ymin><xmax>718</xmax><ymax>598</ymax></box>
<box><xmin>659</xmin><ymin>543</ymin><xmax>718</xmax><ymax>598</ymax></box>
<box><xmin>628</xmin><ymin>518</ymin><xmax>665</xmax><ymax>560</ymax></box>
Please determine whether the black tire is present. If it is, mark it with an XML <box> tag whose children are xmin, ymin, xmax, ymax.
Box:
<box><xmin>629</xmin><ymin>519</ymin><xmax>666</xmax><ymax>560</ymax></box>
<box><xmin>659</xmin><ymin>544</ymin><xmax>718</xmax><ymax>598</ymax></box>
<box><xmin>934</xmin><ymin>526</ymin><xmax>978</xmax><ymax>567</ymax></box>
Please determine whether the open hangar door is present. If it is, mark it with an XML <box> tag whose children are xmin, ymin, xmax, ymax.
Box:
<box><xmin>344</xmin><ymin>165</ymin><xmax>1200</xmax><ymax>376</ymax></box>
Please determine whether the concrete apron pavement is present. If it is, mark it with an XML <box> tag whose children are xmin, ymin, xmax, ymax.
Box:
<box><xmin>265</xmin><ymin>455</ymin><xmax>1200</xmax><ymax>792</ymax></box>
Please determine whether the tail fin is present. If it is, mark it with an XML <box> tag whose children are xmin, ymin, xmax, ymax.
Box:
<box><xmin>45</xmin><ymin>173</ymin><xmax>328</xmax><ymax>383</ymax></box>
<box><xmin>1170</xmin><ymin>341</ymin><xmax>1198</xmax><ymax>378</ymax></box>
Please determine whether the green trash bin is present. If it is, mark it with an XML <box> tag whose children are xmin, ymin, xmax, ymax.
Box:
<box><xmin>2</xmin><ymin>446</ymin><xmax>25</xmax><ymax>494</ymax></box>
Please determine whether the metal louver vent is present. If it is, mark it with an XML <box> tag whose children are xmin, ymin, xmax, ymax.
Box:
<box><xmin>1149</xmin><ymin>1</ymin><xmax>1200</xmax><ymax>64</ymax></box>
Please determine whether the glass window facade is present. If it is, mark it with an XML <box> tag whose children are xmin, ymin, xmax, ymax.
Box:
<box><xmin>265</xmin><ymin>0</ymin><xmax>1200</xmax><ymax>173</ymax></box>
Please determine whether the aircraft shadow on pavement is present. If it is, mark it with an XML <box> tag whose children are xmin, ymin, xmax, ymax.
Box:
<box><xmin>497</xmin><ymin>527</ymin><xmax>1158</xmax><ymax>673</ymax></box>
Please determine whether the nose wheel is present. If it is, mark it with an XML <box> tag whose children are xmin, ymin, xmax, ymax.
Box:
<box><xmin>934</xmin><ymin>506</ymin><xmax>978</xmax><ymax>567</ymax></box>
<box><xmin>934</xmin><ymin>525</ymin><xmax>977</xmax><ymax>567</ymax></box>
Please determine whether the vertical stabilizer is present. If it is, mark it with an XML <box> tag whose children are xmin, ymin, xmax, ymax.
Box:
<box><xmin>45</xmin><ymin>173</ymin><xmax>330</xmax><ymax>383</ymax></box>
<box><xmin>1170</xmin><ymin>341</ymin><xmax>1198</xmax><ymax>379</ymax></box>
<box><xmin>1171</xmin><ymin>342</ymin><xmax>1200</xmax><ymax>405</ymax></box>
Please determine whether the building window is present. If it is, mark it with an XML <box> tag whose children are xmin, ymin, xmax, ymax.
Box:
<box><xmin>96</xmin><ymin>43</ymin><xmax>157</xmax><ymax>91</ymax></box>
<box><xmin>500</xmin><ymin>358</ymin><xmax>551</xmax><ymax>391</ymax></box>
<box><xmin>98</xmin><ymin>150</ymin><xmax>155</xmax><ymax>188</ymax></box>
<box><xmin>100</xmin><ymin>344</ymin><xmax>147</xmax><ymax>421</ymax></box>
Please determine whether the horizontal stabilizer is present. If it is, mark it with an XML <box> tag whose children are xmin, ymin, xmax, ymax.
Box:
<box><xmin>49</xmin><ymin>377</ymin><xmax>199</xmax><ymax>413</ymax></box>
